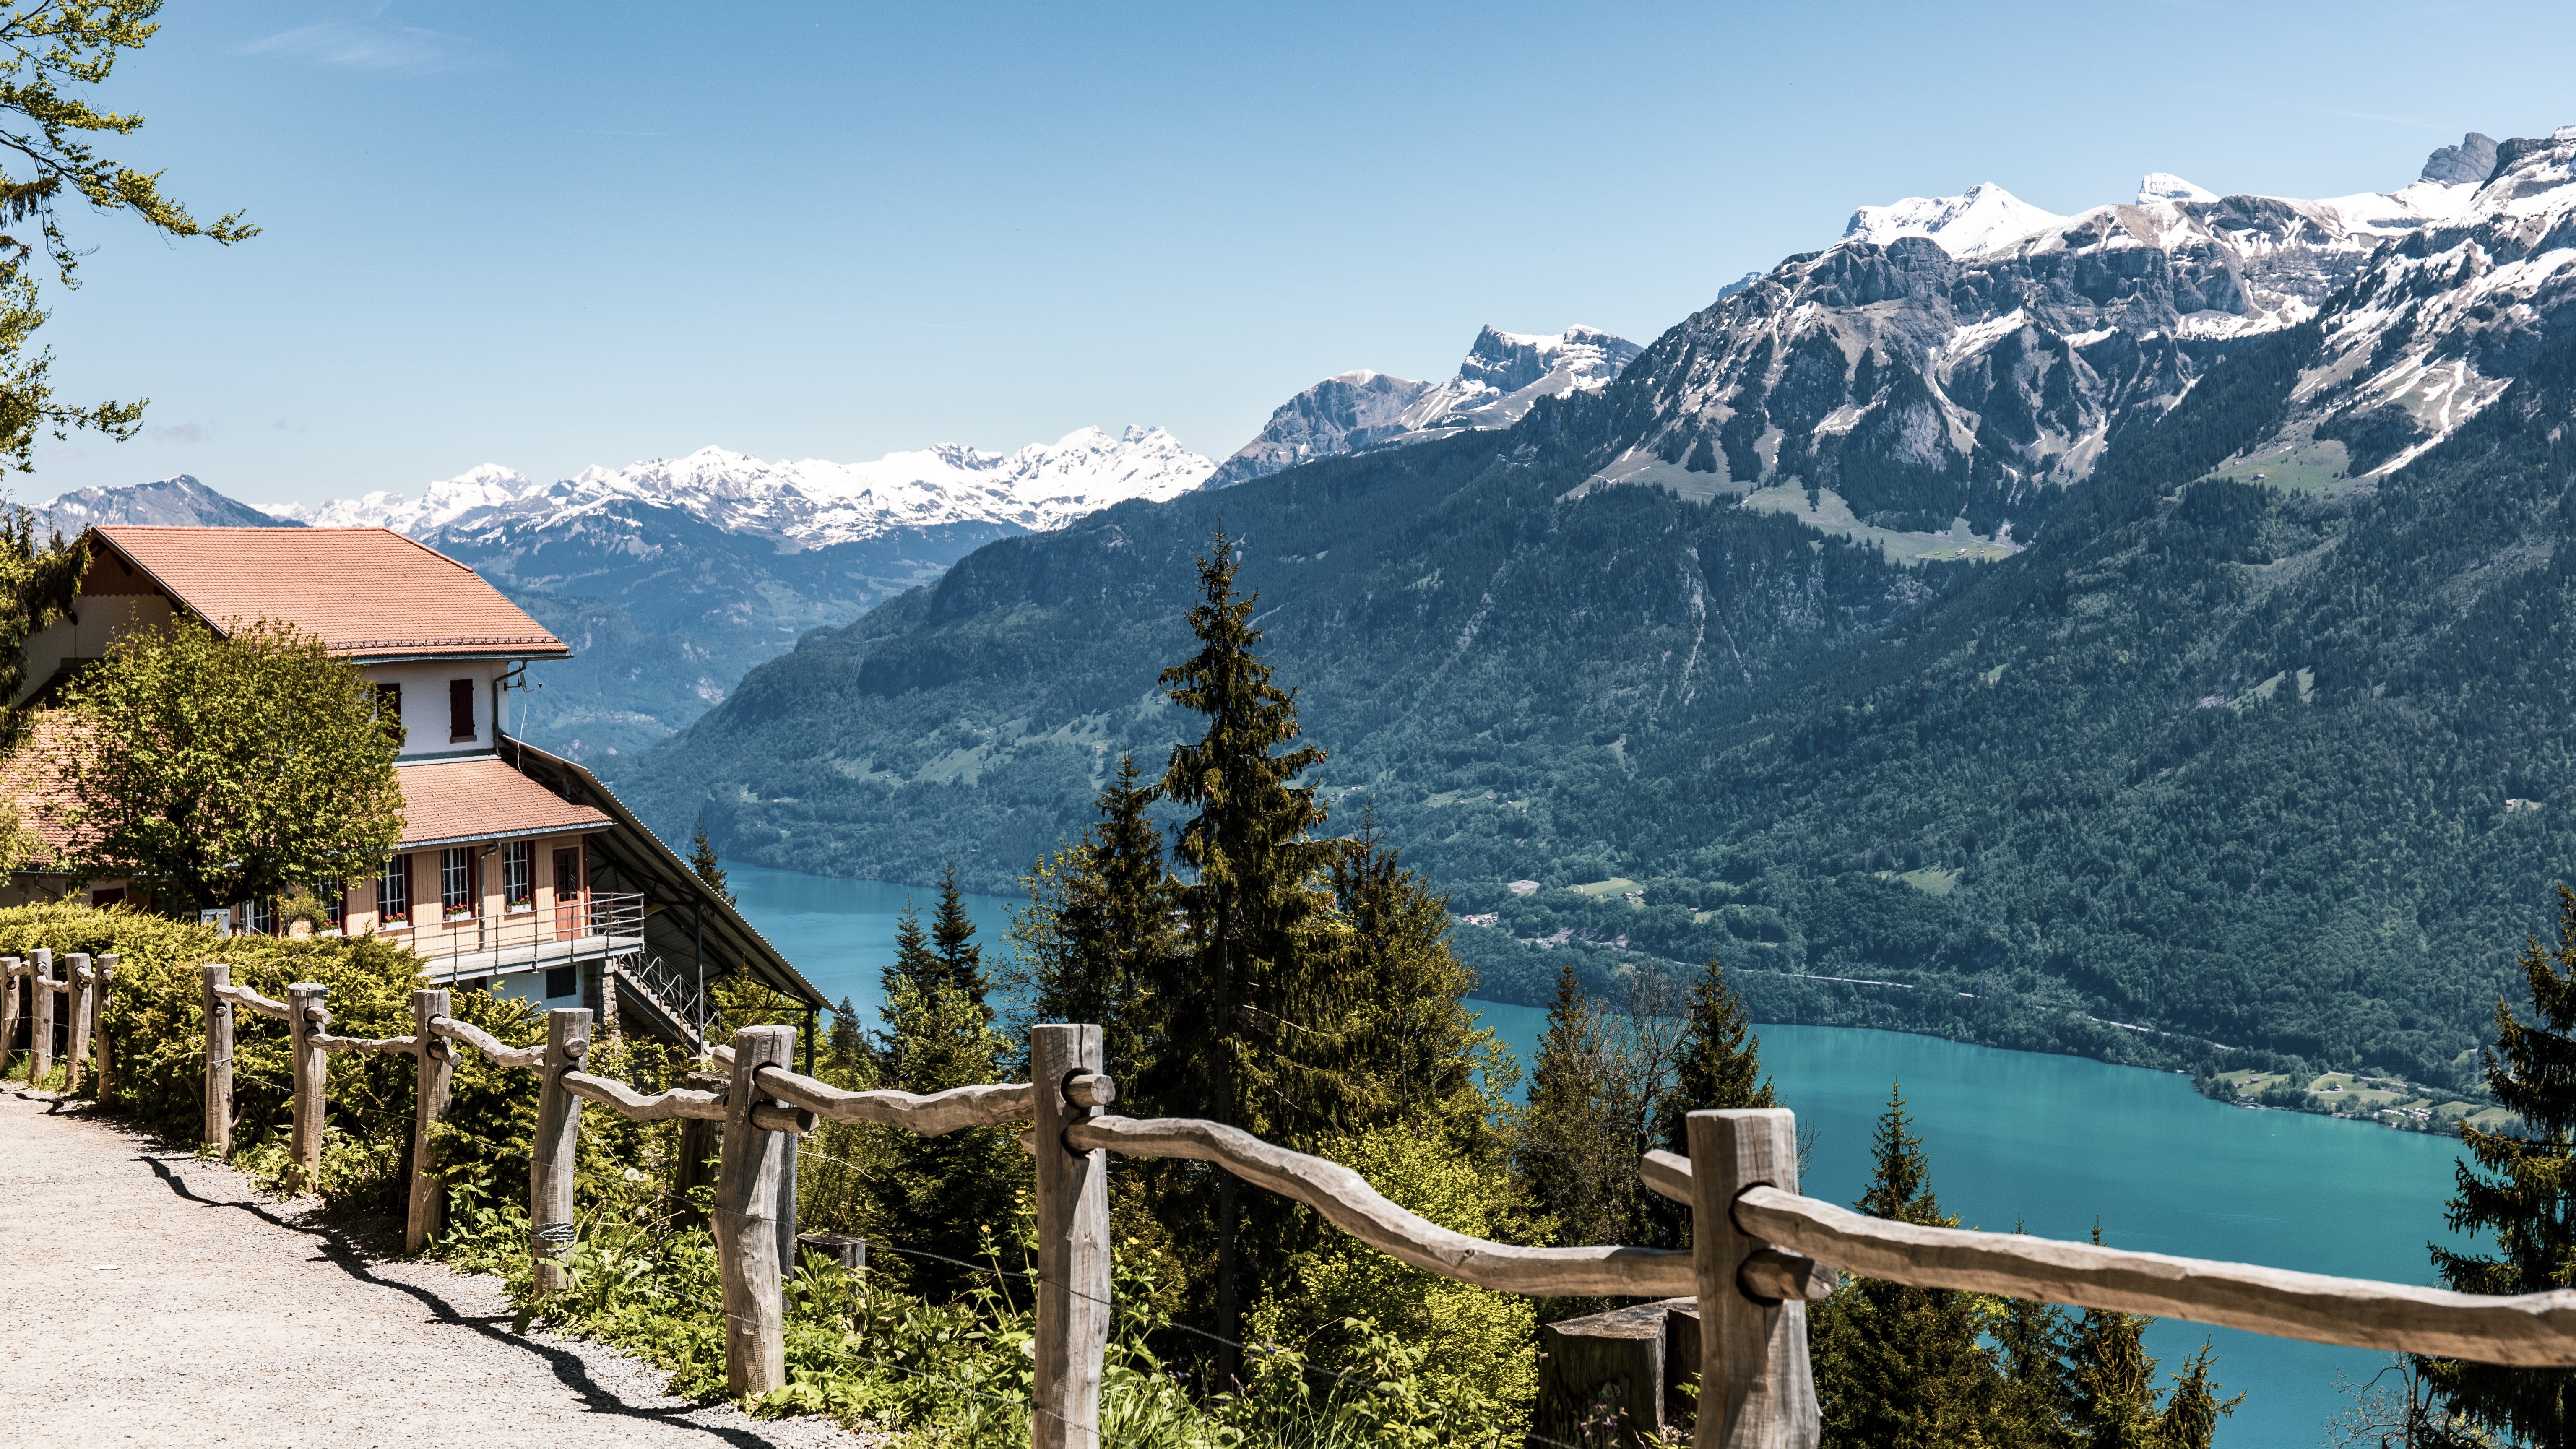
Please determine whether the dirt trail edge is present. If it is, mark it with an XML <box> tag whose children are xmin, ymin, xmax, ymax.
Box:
<box><xmin>0</xmin><ymin>1087</ymin><xmax>868</xmax><ymax>1448</ymax></box>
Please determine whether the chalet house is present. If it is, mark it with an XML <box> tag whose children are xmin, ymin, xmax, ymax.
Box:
<box><xmin>4</xmin><ymin>526</ymin><xmax>822</xmax><ymax>1048</ymax></box>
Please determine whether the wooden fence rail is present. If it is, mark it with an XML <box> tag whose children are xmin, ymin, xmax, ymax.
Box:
<box><xmin>15</xmin><ymin>963</ymin><xmax>2576</xmax><ymax>1449</ymax></box>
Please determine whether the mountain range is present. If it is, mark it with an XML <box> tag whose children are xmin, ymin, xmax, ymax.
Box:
<box><xmin>1204</xmin><ymin>325</ymin><xmax>1642</xmax><ymax>488</ymax></box>
<box><xmin>34</xmin><ymin>325</ymin><xmax>1621</xmax><ymax>758</ymax></box>
<box><xmin>603</xmin><ymin>126</ymin><xmax>2576</xmax><ymax>1091</ymax></box>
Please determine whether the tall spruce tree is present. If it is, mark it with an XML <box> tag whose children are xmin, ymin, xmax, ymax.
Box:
<box><xmin>1514</xmin><ymin>959</ymin><xmax>1645</xmax><ymax>1317</ymax></box>
<box><xmin>930</xmin><ymin>862</ymin><xmax>985</xmax><ymax>1001</ymax></box>
<box><xmin>1321</xmin><ymin>818</ymin><xmax>1491</xmax><ymax>1141</ymax></box>
<box><xmin>1664</xmin><ymin>954</ymin><xmax>1777</xmax><ymax>1153</ymax></box>
<box><xmin>1811</xmin><ymin>1085</ymin><xmax>2001</xmax><ymax>1449</ymax></box>
<box><xmin>687</xmin><ymin>809</ymin><xmax>735</xmax><ymax>905</ymax></box>
<box><xmin>1143</xmin><ymin>530</ymin><xmax>1342</xmax><ymax>1376</ymax></box>
<box><xmin>873</xmin><ymin>901</ymin><xmax>1017</xmax><ymax>1297</ymax></box>
<box><xmin>2425</xmin><ymin>883</ymin><xmax>2576</xmax><ymax>1446</ymax></box>
<box><xmin>1023</xmin><ymin>754</ymin><xmax>1174</xmax><ymax>1076</ymax></box>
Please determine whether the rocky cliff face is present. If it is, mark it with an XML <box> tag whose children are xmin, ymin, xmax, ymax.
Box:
<box><xmin>1205</xmin><ymin>324</ymin><xmax>1641</xmax><ymax>487</ymax></box>
<box><xmin>1582</xmin><ymin>133</ymin><xmax>2532</xmax><ymax>542</ymax></box>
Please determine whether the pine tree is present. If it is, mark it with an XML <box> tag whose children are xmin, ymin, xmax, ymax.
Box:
<box><xmin>1018</xmin><ymin>754</ymin><xmax>1176</xmax><ymax>1084</ymax></box>
<box><xmin>873</xmin><ymin>902</ymin><xmax>1018</xmax><ymax>1298</ymax></box>
<box><xmin>2154</xmin><ymin>1343</ymin><xmax>2240</xmax><ymax>1449</ymax></box>
<box><xmin>2425</xmin><ymin>883</ymin><xmax>2576</xmax><ymax>1446</ymax></box>
<box><xmin>1664</xmin><ymin>954</ymin><xmax>1777</xmax><ymax>1155</ymax></box>
<box><xmin>1991</xmin><ymin>1282</ymin><xmax>2075</xmax><ymax>1449</ymax></box>
<box><xmin>1143</xmin><ymin>529</ymin><xmax>1343</xmax><ymax>1373</ymax></box>
<box><xmin>1514</xmin><ymin>960</ymin><xmax>1642</xmax><ymax>1316</ymax></box>
<box><xmin>930</xmin><ymin>862</ymin><xmax>986</xmax><ymax>1004</ymax></box>
<box><xmin>1811</xmin><ymin>1084</ymin><xmax>2000</xmax><ymax>1449</ymax></box>
<box><xmin>2064</xmin><ymin>1285</ymin><xmax>2162</xmax><ymax>1449</ymax></box>
<box><xmin>687</xmin><ymin>810</ymin><xmax>735</xmax><ymax>905</ymax></box>
<box><xmin>1321</xmin><ymin>817</ymin><xmax>1490</xmax><ymax>1141</ymax></box>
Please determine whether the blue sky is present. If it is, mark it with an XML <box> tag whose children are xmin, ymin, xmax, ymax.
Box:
<box><xmin>21</xmin><ymin>0</ymin><xmax>2576</xmax><ymax>506</ymax></box>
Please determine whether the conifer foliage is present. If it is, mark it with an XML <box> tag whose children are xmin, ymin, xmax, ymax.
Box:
<box><xmin>2424</xmin><ymin>883</ymin><xmax>2576</xmax><ymax>1446</ymax></box>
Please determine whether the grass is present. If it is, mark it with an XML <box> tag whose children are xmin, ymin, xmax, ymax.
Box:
<box><xmin>1738</xmin><ymin>484</ymin><xmax>2019</xmax><ymax>564</ymax></box>
<box><xmin>2201</xmin><ymin>440</ymin><xmax>2355</xmax><ymax>494</ymax></box>
<box><xmin>1894</xmin><ymin>868</ymin><xmax>1961</xmax><ymax>897</ymax></box>
<box><xmin>1567</xmin><ymin>878</ymin><xmax>1640</xmax><ymax>898</ymax></box>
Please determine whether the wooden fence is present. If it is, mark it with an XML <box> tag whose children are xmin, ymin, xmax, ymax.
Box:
<box><xmin>10</xmin><ymin>962</ymin><xmax>2576</xmax><ymax>1449</ymax></box>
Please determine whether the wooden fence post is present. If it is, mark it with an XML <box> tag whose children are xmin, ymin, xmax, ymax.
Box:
<box><xmin>531</xmin><ymin>1006</ymin><xmax>592</xmax><ymax>1292</ymax></box>
<box><xmin>1</xmin><ymin>957</ymin><xmax>20</xmax><ymax>1081</ymax></box>
<box><xmin>672</xmin><ymin>1068</ymin><xmax>725</xmax><ymax>1228</ymax></box>
<box><xmin>287</xmin><ymin>982</ymin><xmax>328</xmax><ymax>1193</ymax></box>
<box><xmin>201</xmin><ymin>964</ymin><xmax>232</xmax><ymax>1155</ymax></box>
<box><xmin>406</xmin><ymin>988</ymin><xmax>455</xmax><ymax>1253</ymax></box>
<box><xmin>1030</xmin><ymin>1022</ymin><xmax>1111</xmax><ymax>1449</ymax></box>
<box><xmin>776</xmin><ymin>1127</ymin><xmax>801</xmax><ymax>1280</ymax></box>
<box><xmin>1686</xmin><ymin>1108</ymin><xmax>1818</xmax><ymax>1449</ymax></box>
<box><xmin>93</xmin><ymin>954</ymin><xmax>117</xmax><ymax>1106</ymax></box>
<box><xmin>715</xmin><ymin>1024</ymin><xmax>795</xmax><ymax>1396</ymax></box>
<box><xmin>31</xmin><ymin>947</ymin><xmax>53</xmax><ymax>1083</ymax></box>
<box><xmin>64</xmin><ymin>952</ymin><xmax>91</xmax><ymax>1093</ymax></box>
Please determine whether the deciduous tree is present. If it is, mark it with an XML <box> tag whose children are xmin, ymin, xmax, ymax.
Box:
<box><xmin>48</xmin><ymin>617</ymin><xmax>400</xmax><ymax>909</ymax></box>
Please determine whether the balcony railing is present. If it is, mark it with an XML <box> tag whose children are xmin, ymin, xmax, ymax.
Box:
<box><xmin>415</xmin><ymin>892</ymin><xmax>647</xmax><ymax>985</ymax></box>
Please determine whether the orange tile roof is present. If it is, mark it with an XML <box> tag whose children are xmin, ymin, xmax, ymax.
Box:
<box><xmin>397</xmin><ymin>757</ymin><xmax>611</xmax><ymax>848</ymax></box>
<box><xmin>93</xmin><ymin>526</ymin><xmax>569</xmax><ymax>661</ymax></box>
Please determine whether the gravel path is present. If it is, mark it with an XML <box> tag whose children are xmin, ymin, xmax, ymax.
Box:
<box><xmin>0</xmin><ymin>1085</ymin><xmax>874</xmax><ymax>1448</ymax></box>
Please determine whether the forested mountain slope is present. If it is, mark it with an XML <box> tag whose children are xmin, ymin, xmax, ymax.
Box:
<box><xmin>621</xmin><ymin>129</ymin><xmax>2576</xmax><ymax>1086</ymax></box>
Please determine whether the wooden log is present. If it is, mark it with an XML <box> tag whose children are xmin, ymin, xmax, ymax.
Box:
<box><xmin>714</xmin><ymin>1025</ymin><xmax>796</xmax><ymax>1396</ymax></box>
<box><xmin>559</xmin><ymin>1071</ymin><xmax>728</xmax><ymax>1120</ymax></box>
<box><xmin>1030</xmin><ymin>1025</ymin><xmax>1112</xmax><ymax>1449</ymax></box>
<box><xmin>425</xmin><ymin>1015</ymin><xmax>544</xmax><ymax>1069</ymax></box>
<box><xmin>286</xmin><ymin>983</ymin><xmax>329</xmax><ymax>1194</ymax></box>
<box><xmin>751</xmin><ymin>1064</ymin><xmax>1037</xmax><ymax>1137</ymax></box>
<box><xmin>672</xmin><ymin>1069</ymin><xmax>726</xmax><ymax>1229</ymax></box>
<box><xmin>1</xmin><ymin>956</ymin><xmax>20</xmax><ymax>1081</ymax></box>
<box><xmin>406</xmin><ymin>989</ymin><xmax>455</xmax><ymax>1254</ymax></box>
<box><xmin>1686</xmin><ymin>1109</ymin><xmax>1818</xmax><ymax>1449</ymax></box>
<box><xmin>1066</xmin><ymin>1115</ymin><xmax>1695</xmax><ymax>1298</ymax></box>
<box><xmin>63</xmin><ymin>953</ymin><xmax>90</xmax><ymax>1093</ymax></box>
<box><xmin>1643</xmin><ymin>1151</ymin><xmax>1832</xmax><ymax>1302</ymax></box>
<box><xmin>530</xmin><ymin>1007</ymin><xmax>592</xmax><ymax>1293</ymax></box>
<box><xmin>1732</xmin><ymin>1184</ymin><xmax>2576</xmax><ymax>1368</ymax></box>
<box><xmin>31</xmin><ymin>947</ymin><xmax>52</xmax><ymax>1083</ymax></box>
<box><xmin>776</xmin><ymin>1121</ymin><xmax>799</xmax><ymax>1281</ymax></box>
<box><xmin>93</xmin><ymin>954</ymin><xmax>116</xmax><ymax>1106</ymax></box>
<box><xmin>311</xmin><ymin>1031</ymin><xmax>421</xmax><ymax>1054</ymax></box>
<box><xmin>201</xmin><ymin>964</ymin><xmax>232</xmax><ymax>1155</ymax></box>
<box><xmin>796</xmin><ymin>1232</ymin><xmax>867</xmax><ymax>1272</ymax></box>
<box><xmin>213</xmin><ymin>983</ymin><xmax>292</xmax><ymax>1020</ymax></box>
<box><xmin>1533</xmin><ymin>1300</ymin><xmax>1672</xmax><ymax>1448</ymax></box>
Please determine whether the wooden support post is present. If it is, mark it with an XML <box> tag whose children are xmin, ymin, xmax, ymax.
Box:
<box><xmin>671</xmin><ymin>1069</ymin><xmax>725</xmax><ymax>1228</ymax></box>
<box><xmin>1030</xmin><ymin>1022</ymin><xmax>1112</xmax><ymax>1449</ymax></box>
<box><xmin>714</xmin><ymin>1024</ymin><xmax>795</xmax><ymax>1396</ymax></box>
<box><xmin>530</xmin><ymin>1007</ymin><xmax>592</xmax><ymax>1292</ymax></box>
<box><xmin>1687</xmin><ymin>1109</ymin><xmax>1818</xmax><ymax>1449</ymax></box>
<box><xmin>31</xmin><ymin>947</ymin><xmax>53</xmax><ymax>1084</ymax></box>
<box><xmin>776</xmin><ymin>1128</ymin><xmax>800</xmax><ymax>1280</ymax></box>
<box><xmin>64</xmin><ymin>952</ymin><xmax>91</xmax><ymax>1093</ymax></box>
<box><xmin>286</xmin><ymin>982</ymin><xmax>328</xmax><ymax>1193</ymax></box>
<box><xmin>406</xmin><ymin>988</ymin><xmax>455</xmax><ymax>1253</ymax></box>
<box><xmin>201</xmin><ymin>964</ymin><xmax>232</xmax><ymax>1155</ymax></box>
<box><xmin>1</xmin><ymin>957</ymin><xmax>20</xmax><ymax>1081</ymax></box>
<box><xmin>93</xmin><ymin>954</ymin><xmax>117</xmax><ymax>1106</ymax></box>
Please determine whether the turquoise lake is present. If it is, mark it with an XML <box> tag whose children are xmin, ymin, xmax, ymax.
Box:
<box><xmin>733</xmin><ymin>862</ymin><xmax>2473</xmax><ymax>1448</ymax></box>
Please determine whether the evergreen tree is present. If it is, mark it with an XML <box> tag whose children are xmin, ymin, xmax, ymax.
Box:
<box><xmin>2064</xmin><ymin>1286</ymin><xmax>2162</xmax><ymax>1449</ymax></box>
<box><xmin>1143</xmin><ymin>530</ymin><xmax>1343</xmax><ymax>1371</ymax></box>
<box><xmin>1811</xmin><ymin>1085</ymin><xmax>2000</xmax><ymax>1449</ymax></box>
<box><xmin>687</xmin><ymin>810</ymin><xmax>734</xmax><ymax>905</ymax></box>
<box><xmin>1663</xmin><ymin>953</ymin><xmax>1777</xmax><ymax>1155</ymax></box>
<box><xmin>1033</xmin><ymin>754</ymin><xmax>1174</xmax><ymax>1074</ymax></box>
<box><xmin>1992</xmin><ymin>1283</ymin><xmax>2076</xmax><ymax>1449</ymax></box>
<box><xmin>930</xmin><ymin>862</ymin><xmax>985</xmax><ymax>1003</ymax></box>
<box><xmin>2425</xmin><ymin>883</ymin><xmax>2576</xmax><ymax>1446</ymax></box>
<box><xmin>2155</xmin><ymin>1343</ymin><xmax>2239</xmax><ymax>1449</ymax></box>
<box><xmin>1514</xmin><ymin>960</ymin><xmax>1644</xmax><ymax>1315</ymax></box>
<box><xmin>872</xmin><ymin>902</ymin><xmax>1017</xmax><ymax>1297</ymax></box>
<box><xmin>1322</xmin><ymin>817</ymin><xmax>1491</xmax><ymax>1141</ymax></box>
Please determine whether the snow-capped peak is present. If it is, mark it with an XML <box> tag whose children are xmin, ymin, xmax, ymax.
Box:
<box><xmin>265</xmin><ymin>427</ymin><xmax>1215</xmax><ymax>547</ymax></box>
<box><xmin>2138</xmin><ymin>172</ymin><xmax>2219</xmax><ymax>205</ymax></box>
<box><xmin>1842</xmin><ymin>182</ymin><xmax>2070</xmax><ymax>259</ymax></box>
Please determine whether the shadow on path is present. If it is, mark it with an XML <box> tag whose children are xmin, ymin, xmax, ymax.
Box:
<box><xmin>138</xmin><ymin>1145</ymin><xmax>778</xmax><ymax>1448</ymax></box>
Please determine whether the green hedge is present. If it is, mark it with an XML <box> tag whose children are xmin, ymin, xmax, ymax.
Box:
<box><xmin>1</xmin><ymin>903</ymin><xmax>592</xmax><ymax>1211</ymax></box>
